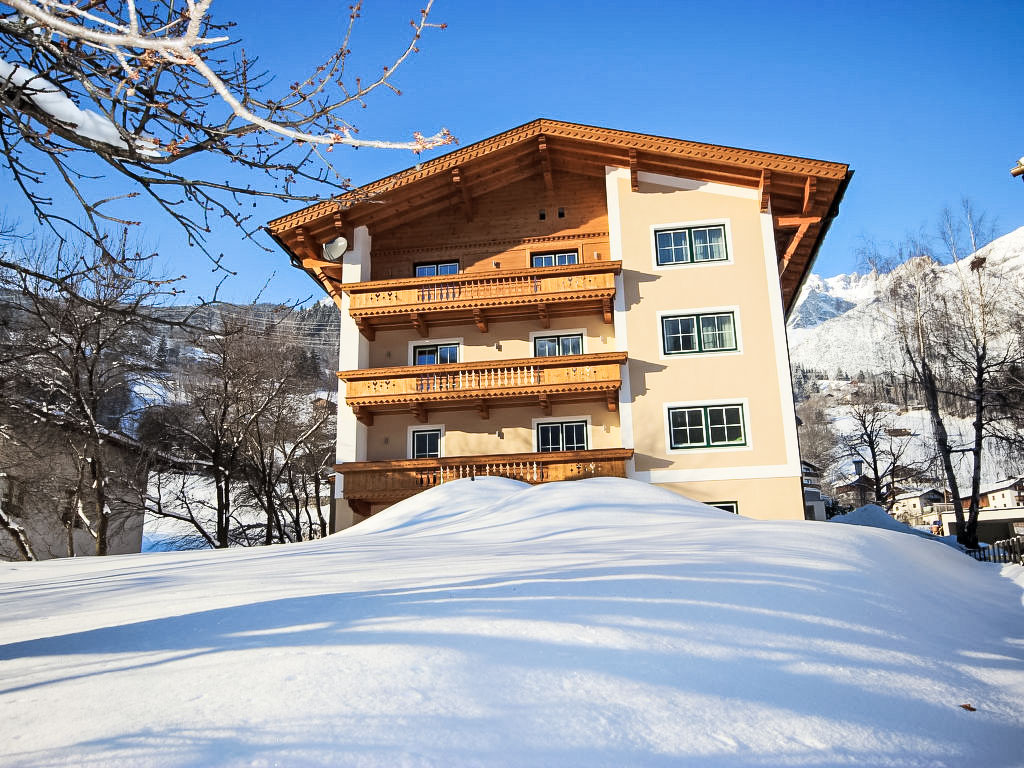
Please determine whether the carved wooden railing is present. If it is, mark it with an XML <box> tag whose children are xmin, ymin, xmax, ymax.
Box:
<box><xmin>338</xmin><ymin>352</ymin><xmax>626</xmax><ymax>420</ymax></box>
<box><xmin>341</xmin><ymin>262</ymin><xmax>620</xmax><ymax>337</ymax></box>
<box><xmin>337</xmin><ymin>448</ymin><xmax>634</xmax><ymax>504</ymax></box>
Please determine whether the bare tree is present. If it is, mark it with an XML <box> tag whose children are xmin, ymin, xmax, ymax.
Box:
<box><xmin>1</xmin><ymin>0</ymin><xmax>452</xmax><ymax>268</ymax></box>
<box><xmin>886</xmin><ymin>202</ymin><xmax>1023</xmax><ymax>546</ymax></box>
<box><xmin>839</xmin><ymin>400</ymin><xmax>916</xmax><ymax>509</ymax></box>
<box><xmin>0</xmin><ymin>233</ymin><xmax>161</xmax><ymax>555</ymax></box>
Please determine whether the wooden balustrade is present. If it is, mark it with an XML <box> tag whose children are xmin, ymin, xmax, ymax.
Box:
<box><xmin>339</xmin><ymin>352</ymin><xmax>626</xmax><ymax>422</ymax></box>
<box><xmin>337</xmin><ymin>448</ymin><xmax>634</xmax><ymax>505</ymax></box>
<box><xmin>342</xmin><ymin>261</ymin><xmax>620</xmax><ymax>338</ymax></box>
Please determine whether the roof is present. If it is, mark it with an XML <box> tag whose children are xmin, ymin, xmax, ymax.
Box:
<box><xmin>267</xmin><ymin>119</ymin><xmax>852</xmax><ymax>313</ymax></box>
<box><xmin>894</xmin><ymin>488</ymin><xmax>943</xmax><ymax>502</ymax></box>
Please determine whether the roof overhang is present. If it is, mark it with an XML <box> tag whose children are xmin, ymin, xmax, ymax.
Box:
<box><xmin>267</xmin><ymin>119</ymin><xmax>852</xmax><ymax>313</ymax></box>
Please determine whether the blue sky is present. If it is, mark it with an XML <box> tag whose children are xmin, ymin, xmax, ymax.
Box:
<box><xmin>5</xmin><ymin>1</ymin><xmax>1022</xmax><ymax>303</ymax></box>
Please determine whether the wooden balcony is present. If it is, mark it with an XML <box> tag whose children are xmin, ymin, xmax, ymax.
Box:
<box><xmin>339</xmin><ymin>351</ymin><xmax>627</xmax><ymax>424</ymax></box>
<box><xmin>337</xmin><ymin>448</ymin><xmax>635</xmax><ymax>506</ymax></box>
<box><xmin>342</xmin><ymin>261</ymin><xmax>621</xmax><ymax>339</ymax></box>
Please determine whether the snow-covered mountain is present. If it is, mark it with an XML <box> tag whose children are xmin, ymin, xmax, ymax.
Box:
<box><xmin>788</xmin><ymin>225</ymin><xmax>1024</xmax><ymax>376</ymax></box>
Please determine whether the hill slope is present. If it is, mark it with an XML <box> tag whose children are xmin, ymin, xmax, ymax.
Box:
<box><xmin>2</xmin><ymin>477</ymin><xmax>1022</xmax><ymax>766</ymax></box>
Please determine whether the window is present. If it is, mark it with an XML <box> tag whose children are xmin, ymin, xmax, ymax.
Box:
<box><xmin>655</xmin><ymin>224</ymin><xmax>727</xmax><ymax>266</ymax></box>
<box><xmin>534</xmin><ymin>333</ymin><xmax>583</xmax><ymax>357</ymax></box>
<box><xmin>411</xmin><ymin>428</ymin><xmax>441</xmax><ymax>459</ymax></box>
<box><xmin>537</xmin><ymin>421</ymin><xmax>587</xmax><ymax>452</ymax></box>
<box><xmin>668</xmin><ymin>404</ymin><xmax>746</xmax><ymax>449</ymax></box>
<box><xmin>414</xmin><ymin>261</ymin><xmax>459</xmax><ymax>277</ymax></box>
<box><xmin>412</xmin><ymin>343</ymin><xmax>458</xmax><ymax>365</ymax></box>
<box><xmin>661</xmin><ymin>312</ymin><xmax>737</xmax><ymax>355</ymax></box>
<box><xmin>711</xmin><ymin>502</ymin><xmax>739</xmax><ymax>515</ymax></box>
<box><xmin>531</xmin><ymin>251</ymin><xmax>579</xmax><ymax>268</ymax></box>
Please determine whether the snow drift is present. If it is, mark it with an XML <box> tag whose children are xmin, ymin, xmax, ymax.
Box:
<box><xmin>1</xmin><ymin>478</ymin><xmax>1022</xmax><ymax>767</ymax></box>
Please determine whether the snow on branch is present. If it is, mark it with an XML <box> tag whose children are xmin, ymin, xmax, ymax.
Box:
<box><xmin>0</xmin><ymin>0</ymin><xmax>453</xmax><ymax>264</ymax></box>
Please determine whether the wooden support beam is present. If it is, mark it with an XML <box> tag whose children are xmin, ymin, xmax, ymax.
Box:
<box><xmin>332</xmin><ymin>211</ymin><xmax>345</xmax><ymax>237</ymax></box>
<box><xmin>411</xmin><ymin>312</ymin><xmax>428</xmax><ymax>337</ymax></box>
<box><xmin>606</xmin><ymin>392</ymin><xmax>618</xmax><ymax>412</ymax></box>
<box><xmin>353</xmin><ymin>407</ymin><xmax>374</xmax><ymax>427</ymax></box>
<box><xmin>539</xmin><ymin>394</ymin><xmax>551</xmax><ymax>415</ymax></box>
<box><xmin>779</xmin><ymin>221</ymin><xmax>813</xmax><ymax>275</ymax></box>
<box><xmin>537</xmin><ymin>303</ymin><xmax>550</xmax><ymax>329</ymax></box>
<box><xmin>601</xmin><ymin>297</ymin><xmax>613</xmax><ymax>325</ymax></box>
<box><xmin>477</xmin><ymin>400</ymin><xmax>489</xmax><ymax>420</ymax></box>
<box><xmin>802</xmin><ymin>177</ymin><xmax>817</xmax><ymax>216</ymax></box>
<box><xmin>775</xmin><ymin>215</ymin><xmax>822</xmax><ymax>228</ymax></box>
<box><xmin>473</xmin><ymin>308</ymin><xmax>488</xmax><ymax>333</ymax></box>
<box><xmin>759</xmin><ymin>170</ymin><xmax>772</xmax><ymax>213</ymax></box>
<box><xmin>412</xmin><ymin>403</ymin><xmax>427</xmax><ymax>423</ymax></box>
<box><xmin>354</xmin><ymin>318</ymin><xmax>376</xmax><ymax>341</ymax></box>
<box><xmin>629</xmin><ymin>149</ymin><xmax>639</xmax><ymax>192</ymax></box>
<box><xmin>537</xmin><ymin>135</ymin><xmax>554</xmax><ymax>194</ymax></box>
<box><xmin>451</xmin><ymin>166</ymin><xmax>473</xmax><ymax>221</ymax></box>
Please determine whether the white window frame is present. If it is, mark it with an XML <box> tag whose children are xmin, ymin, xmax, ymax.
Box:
<box><xmin>530</xmin><ymin>250</ymin><xmax>580</xmax><ymax>268</ymax></box>
<box><xmin>650</xmin><ymin>219</ymin><xmax>734</xmax><ymax>272</ymax></box>
<box><xmin>657</xmin><ymin>306</ymin><xmax>742</xmax><ymax>360</ymax></box>
<box><xmin>407</xmin><ymin>337</ymin><xmax>463</xmax><ymax>367</ymax></box>
<box><xmin>709</xmin><ymin>501</ymin><xmax>739</xmax><ymax>515</ymax></box>
<box><xmin>529</xmin><ymin>327</ymin><xmax>587</xmax><ymax>358</ymax></box>
<box><xmin>407</xmin><ymin>424</ymin><xmax>445</xmax><ymax>460</ymax></box>
<box><xmin>662</xmin><ymin>398</ymin><xmax>753</xmax><ymax>455</ymax></box>
<box><xmin>531</xmin><ymin>415</ymin><xmax>593</xmax><ymax>453</ymax></box>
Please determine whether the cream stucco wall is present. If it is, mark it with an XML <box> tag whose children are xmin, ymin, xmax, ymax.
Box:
<box><xmin>366</xmin><ymin>315</ymin><xmax>614</xmax><ymax>368</ymax></box>
<box><xmin>366</xmin><ymin>403</ymin><xmax>621</xmax><ymax>461</ymax></box>
<box><xmin>606</xmin><ymin>168</ymin><xmax>803</xmax><ymax>520</ymax></box>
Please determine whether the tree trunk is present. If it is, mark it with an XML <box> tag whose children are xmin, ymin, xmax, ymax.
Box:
<box><xmin>0</xmin><ymin>506</ymin><xmax>37</xmax><ymax>561</ymax></box>
<box><xmin>921</xmin><ymin>359</ymin><xmax>965</xmax><ymax>542</ymax></box>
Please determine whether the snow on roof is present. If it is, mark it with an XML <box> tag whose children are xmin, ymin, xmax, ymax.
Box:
<box><xmin>978</xmin><ymin>477</ymin><xmax>1024</xmax><ymax>496</ymax></box>
<box><xmin>1</xmin><ymin>477</ymin><xmax>1021</xmax><ymax>765</ymax></box>
<box><xmin>893</xmin><ymin>488</ymin><xmax>943</xmax><ymax>502</ymax></box>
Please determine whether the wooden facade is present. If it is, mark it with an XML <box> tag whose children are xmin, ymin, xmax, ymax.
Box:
<box><xmin>269</xmin><ymin>119</ymin><xmax>851</xmax><ymax>525</ymax></box>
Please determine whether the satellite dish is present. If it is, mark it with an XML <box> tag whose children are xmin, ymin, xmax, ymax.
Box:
<box><xmin>322</xmin><ymin>236</ymin><xmax>348</xmax><ymax>262</ymax></box>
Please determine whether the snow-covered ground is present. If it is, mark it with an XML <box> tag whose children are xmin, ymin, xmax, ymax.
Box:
<box><xmin>2</xmin><ymin>478</ymin><xmax>1022</xmax><ymax>767</ymax></box>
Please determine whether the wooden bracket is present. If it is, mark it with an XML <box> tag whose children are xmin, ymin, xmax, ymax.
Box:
<box><xmin>354</xmin><ymin>317</ymin><xmax>376</xmax><ymax>341</ymax></box>
<box><xmin>473</xmin><ymin>308</ymin><xmax>488</xmax><ymax>333</ymax></box>
<box><xmin>629</xmin><ymin>149</ymin><xmax>639</xmax><ymax>192</ymax></box>
<box><xmin>606</xmin><ymin>392</ymin><xmax>618</xmax><ymax>412</ymax></box>
<box><xmin>353</xmin><ymin>407</ymin><xmax>374</xmax><ymax>427</ymax></box>
<box><xmin>411</xmin><ymin>312</ymin><xmax>428</xmax><ymax>337</ymax></box>
<box><xmin>802</xmin><ymin>177</ymin><xmax>817</xmax><ymax>216</ymax></box>
<box><xmin>539</xmin><ymin>394</ymin><xmax>551</xmax><ymax>415</ymax></box>
<box><xmin>477</xmin><ymin>400</ymin><xmax>490</xmax><ymax>420</ymax></box>
<box><xmin>775</xmin><ymin>215</ymin><xmax>822</xmax><ymax>228</ymax></box>
<box><xmin>452</xmin><ymin>166</ymin><xmax>473</xmax><ymax>221</ymax></box>
<box><xmin>537</xmin><ymin>135</ymin><xmax>554</xmax><ymax>194</ymax></box>
<box><xmin>347</xmin><ymin>499</ymin><xmax>372</xmax><ymax>519</ymax></box>
<box><xmin>601</xmin><ymin>297</ymin><xmax>613</xmax><ymax>325</ymax></box>
<box><xmin>537</xmin><ymin>302</ymin><xmax>550</xmax><ymax>328</ymax></box>
<box><xmin>778</xmin><ymin>219</ymin><xmax>819</xmax><ymax>275</ymax></box>
<box><xmin>412</xmin><ymin>403</ymin><xmax>427</xmax><ymax>423</ymax></box>
<box><xmin>293</xmin><ymin>227</ymin><xmax>320</xmax><ymax>262</ymax></box>
<box><xmin>759</xmin><ymin>170</ymin><xmax>772</xmax><ymax>213</ymax></box>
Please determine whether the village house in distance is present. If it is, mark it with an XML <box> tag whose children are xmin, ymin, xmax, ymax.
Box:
<box><xmin>268</xmin><ymin>120</ymin><xmax>852</xmax><ymax>529</ymax></box>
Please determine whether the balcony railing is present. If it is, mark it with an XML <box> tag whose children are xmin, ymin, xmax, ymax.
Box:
<box><xmin>338</xmin><ymin>351</ymin><xmax>627</xmax><ymax>423</ymax></box>
<box><xmin>342</xmin><ymin>261</ymin><xmax>620</xmax><ymax>338</ymax></box>
<box><xmin>337</xmin><ymin>448</ymin><xmax>635</xmax><ymax>505</ymax></box>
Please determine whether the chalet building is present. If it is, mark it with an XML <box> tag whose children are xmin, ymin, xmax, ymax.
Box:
<box><xmin>268</xmin><ymin>120</ymin><xmax>851</xmax><ymax>528</ymax></box>
<box><xmin>891</xmin><ymin>488</ymin><xmax>947</xmax><ymax>525</ymax></box>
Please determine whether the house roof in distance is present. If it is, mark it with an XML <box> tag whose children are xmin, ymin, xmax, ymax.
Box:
<box><xmin>267</xmin><ymin>119</ymin><xmax>852</xmax><ymax>313</ymax></box>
